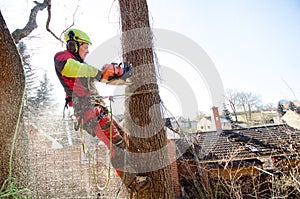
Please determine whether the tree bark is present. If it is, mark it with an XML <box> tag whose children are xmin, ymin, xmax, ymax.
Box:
<box><xmin>118</xmin><ymin>0</ymin><xmax>174</xmax><ymax>198</ymax></box>
<box><xmin>0</xmin><ymin>11</ymin><xmax>28</xmax><ymax>188</ymax></box>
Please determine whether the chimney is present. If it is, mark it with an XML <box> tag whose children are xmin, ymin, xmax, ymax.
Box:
<box><xmin>167</xmin><ymin>139</ymin><xmax>181</xmax><ymax>198</ymax></box>
<box><xmin>211</xmin><ymin>106</ymin><xmax>222</xmax><ymax>131</ymax></box>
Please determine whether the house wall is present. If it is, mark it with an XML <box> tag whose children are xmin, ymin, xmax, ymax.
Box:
<box><xmin>282</xmin><ymin>110</ymin><xmax>300</xmax><ymax>130</ymax></box>
<box><xmin>197</xmin><ymin>118</ymin><xmax>232</xmax><ymax>131</ymax></box>
<box><xmin>177</xmin><ymin>160</ymin><xmax>262</xmax><ymax>183</ymax></box>
<box><xmin>197</xmin><ymin>118</ymin><xmax>212</xmax><ymax>131</ymax></box>
<box><xmin>222</xmin><ymin>121</ymin><xmax>232</xmax><ymax>130</ymax></box>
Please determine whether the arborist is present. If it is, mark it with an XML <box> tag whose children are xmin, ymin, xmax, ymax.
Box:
<box><xmin>54</xmin><ymin>28</ymin><xmax>150</xmax><ymax>192</ymax></box>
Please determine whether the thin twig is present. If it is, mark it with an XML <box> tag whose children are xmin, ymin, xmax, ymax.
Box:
<box><xmin>290</xmin><ymin>171</ymin><xmax>300</xmax><ymax>193</ymax></box>
<box><xmin>59</xmin><ymin>0</ymin><xmax>80</xmax><ymax>39</ymax></box>
<box><xmin>45</xmin><ymin>0</ymin><xmax>80</xmax><ymax>44</ymax></box>
<box><xmin>45</xmin><ymin>0</ymin><xmax>63</xmax><ymax>43</ymax></box>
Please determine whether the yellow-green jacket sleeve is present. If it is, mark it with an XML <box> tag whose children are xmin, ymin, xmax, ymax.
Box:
<box><xmin>62</xmin><ymin>58</ymin><xmax>100</xmax><ymax>78</ymax></box>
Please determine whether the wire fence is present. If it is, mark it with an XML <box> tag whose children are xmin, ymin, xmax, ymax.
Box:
<box><xmin>12</xmin><ymin>112</ymin><xmax>128</xmax><ymax>199</ymax></box>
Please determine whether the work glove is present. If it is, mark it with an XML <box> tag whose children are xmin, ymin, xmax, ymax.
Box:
<box><xmin>120</xmin><ymin>62</ymin><xmax>132</xmax><ymax>79</ymax></box>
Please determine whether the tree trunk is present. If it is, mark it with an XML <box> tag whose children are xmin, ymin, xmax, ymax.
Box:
<box><xmin>0</xmin><ymin>11</ymin><xmax>28</xmax><ymax>189</ymax></box>
<box><xmin>248</xmin><ymin>104</ymin><xmax>252</xmax><ymax>121</ymax></box>
<box><xmin>242</xmin><ymin>104</ymin><xmax>248</xmax><ymax>122</ymax></box>
<box><xmin>118</xmin><ymin>0</ymin><xmax>175</xmax><ymax>198</ymax></box>
<box><xmin>229</xmin><ymin>102</ymin><xmax>238</xmax><ymax>122</ymax></box>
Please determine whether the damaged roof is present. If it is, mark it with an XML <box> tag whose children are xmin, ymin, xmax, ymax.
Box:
<box><xmin>175</xmin><ymin>124</ymin><xmax>300</xmax><ymax>162</ymax></box>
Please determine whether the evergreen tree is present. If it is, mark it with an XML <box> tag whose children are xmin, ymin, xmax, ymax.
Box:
<box><xmin>288</xmin><ymin>101</ymin><xmax>296</xmax><ymax>111</ymax></box>
<box><xmin>34</xmin><ymin>72</ymin><xmax>53</xmax><ymax>109</ymax></box>
<box><xmin>277</xmin><ymin>101</ymin><xmax>286</xmax><ymax>117</ymax></box>
<box><xmin>187</xmin><ymin>118</ymin><xmax>192</xmax><ymax>129</ymax></box>
<box><xmin>17</xmin><ymin>41</ymin><xmax>39</xmax><ymax>112</ymax></box>
<box><xmin>223</xmin><ymin>103</ymin><xmax>233</xmax><ymax>122</ymax></box>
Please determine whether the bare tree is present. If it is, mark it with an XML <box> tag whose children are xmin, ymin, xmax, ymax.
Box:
<box><xmin>226</xmin><ymin>89</ymin><xmax>239</xmax><ymax>122</ymax></box>
<box><xmin>226</xmin><ymin>90</ymin><xmax>261</xmax><ymax>123</ymax></box>
<box><xmin>236</xmin><ymin>92</ymin><xmax>249</xmax><ymax>121</ymax></box>
<box><xmin>236</xmin><ymin>91</ymin><xmax>261</xmax><ymax>122</ymax></box>
<box><xmin>244</xmin><ymin>92</ymin><xmax>261</xmax><ymax>121</ymax></box>
<box><xmin>11</xmin><ymin>0</ymin><xmax>66</xmax><ymax>45</ymax></box>
<box><xmin>118</xmin><ymin>0</ymin><xmax>174</xmax><ymax>198</ymax></box>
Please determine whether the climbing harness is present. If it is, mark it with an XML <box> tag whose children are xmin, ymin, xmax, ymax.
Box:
<box><xmin>67</xmin><ymin>88</ymin><xmax>160</xmax><ymax>194</ymax></box>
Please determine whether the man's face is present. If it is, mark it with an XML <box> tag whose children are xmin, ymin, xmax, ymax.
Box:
<box><xmin>78</xmin><ymin>43</ymin><xmax>89</xmax><ymax>60</ymax></box>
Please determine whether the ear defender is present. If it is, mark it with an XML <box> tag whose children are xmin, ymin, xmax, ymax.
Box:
<box><xmin>68</xmin><ymin>30</ymin><xmax>75</xmax><ymax>39</ymax></box>
<box><xmin>66</xmin><ymin>30</ymin><xmax>79</xmax><ymax>53</ymax></box>
<box><xmin>66</xmin><ymin>40</ymin><xmax>79</xmax><ymax>53</ymax></box>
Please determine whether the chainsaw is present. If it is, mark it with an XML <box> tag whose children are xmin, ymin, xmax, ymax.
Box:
<box><xmin>101</xmin><ymin>62</ymin><xmax>133</xmax><ymax>85</ymax></box>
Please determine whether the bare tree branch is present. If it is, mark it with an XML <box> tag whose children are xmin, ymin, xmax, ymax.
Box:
<box><xmin>46</xmin><ymin>0</ymin><xmax>80</xmax><ymax>45</ymax></box>
<box><xmin>11</xmin><ymin>0</ymin><xmax>80</xmax><ymax>45</ymax></box>
<box><xmin>12</xmin><ymin>0</ymin><xmax>48</xmax><ymax>44</ymax></box>
<box><xmin>59</xmin><ymin>1</ymin><xmax>80</xmax><ymax>39</ymax></box>
<box><xmin>45</xmin><ymin>0</ymin><xmax>63</xmax><ymax>43</ymax></box>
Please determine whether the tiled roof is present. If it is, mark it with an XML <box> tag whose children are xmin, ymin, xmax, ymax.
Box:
<box><xmin>176</xmin><ymin>124</ymin><xmax>300</xmax><ymax>162</ymax></box>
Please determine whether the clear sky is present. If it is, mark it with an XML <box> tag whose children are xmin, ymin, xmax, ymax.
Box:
<box><xmin>1</xmin><ymin>0</ymin><xmax>300</xmax><ymax>118</ymax></box>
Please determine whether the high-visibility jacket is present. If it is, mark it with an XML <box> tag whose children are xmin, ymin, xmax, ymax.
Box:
<box><xmin>54</xmin><ymin>50</ymin><xmax>102</xmax><ymax>97</ymax></box>
<box><xmin>54</xmin><ymin>50</ymin><xmax>122</xmax><ymax>150</ymax></box>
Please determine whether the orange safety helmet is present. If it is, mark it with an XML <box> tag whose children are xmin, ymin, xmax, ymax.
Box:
<box><xmin>101</xmin><ymin>63</ymin><xmax>124</xmax><ymax>82</ymax></box>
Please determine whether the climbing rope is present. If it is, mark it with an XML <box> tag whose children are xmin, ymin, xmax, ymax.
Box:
<box><xmin>96</xmin><ymin>99</ymin><xmax>113</xmax><ymax>191</ymax></box>
<box><xmin>79</xmin><ymin>98</ymin><xmax>114</xmax><ymax>192</ymax></box>
<box><xmin>78</xmin><ymin>89</ymin><xmax>161</xmax><ymax>193</ymax></box>
<box><xmin>91</xmin><ymin>89</ymin><xmax>160</xmax><ymax>102</ymax></box>
<box><xmin>0</xmin><ymin>78</ymin><xmax>31</xmax><ymax>198</ymax></box>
